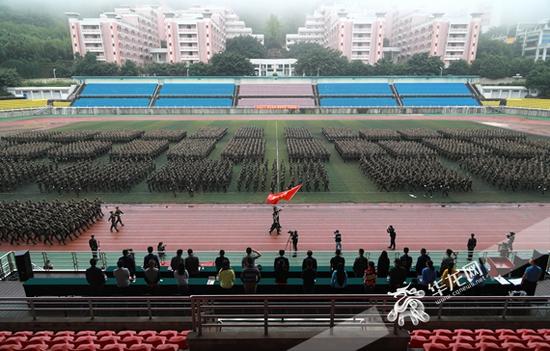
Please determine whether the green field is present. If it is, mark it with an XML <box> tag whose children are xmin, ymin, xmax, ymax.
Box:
<box><xmin>2</xmin><ymin>119</ymin><xmax>549</xmax><ymax>204</ymax></box>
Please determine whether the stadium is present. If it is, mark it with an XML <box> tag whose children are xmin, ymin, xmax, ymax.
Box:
<box><xmin>1</xmin><ymin>1</ymin><xmax>550</xmax><ymax>350</ymax></box>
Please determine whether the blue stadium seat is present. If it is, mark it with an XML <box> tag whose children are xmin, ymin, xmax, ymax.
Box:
<box><xmin>72</xmin><ymin>98</ymin><xmax>151</xmax><ymax>107</ymax></box>
<box><xmin>320</xmin><ymin>97</ymin><xmax>397</xmax><ymax>107</ymax></box>
<box><xmin>395</xmin><ymin>83</ymin><xmax>472</xmax><ymax>96</ymax></box>
<box><xmin>159</xmin><ymin>84</ymin><xmax>235</xmax><ymax>96</ymax></box>
<box><xmin>318</xmin><ymin>83</ymin><xmax>393</xmax><ymax>96</ymax></box>
<box><xmin>155</xmin><ymin>98</ymin><xmax>233</xmax><ymax>107</ymax></box>
<box><xmin>80</xmin><ymin>84</ymin><xmax>157</xmax><ymax>97</ymax></box>
<box><xmin>401</xmin><ymin>97</ymin><xmax>480</xmax><ymax>107</ymax></box>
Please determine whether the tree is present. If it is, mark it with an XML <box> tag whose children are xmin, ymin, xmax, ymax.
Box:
<box><xmin>188</xmin><ymin>62</ymin><xmax>212</xmax><ymax>76</ymax></box>
<box><xmin>373</xmin><ymin>58</ymin><xmax>408</xmax><ymax>75</ymax></box>
<box><xmin>526</xmin><ymin>64</ymin><xmax>550</xmax><ymax>97</ymax></box>
<box><xmin>406</xmin><ymin>53</ymin><xmax>445</xmax><ymax>75</ymax></box>
<box><xmin>446</xmin><ymin>60</ymin><xmax>471</xmax><ymax>76</ymax></box>
<box><xmin>209</xmin><ymin>52</ymin><xmax>254</xmax><ymax>76</ymax></box>
<box><xmin>226</xmin><ymin>36</ymin><xmax>266</xmax><ymax>59</ymax></box>
<box><xmin>120</xmin><ymin>60</ymin><xmax>140</xmax><ymax>76</ymax></box>
<box><xmin>471</xmin><ymin>55</ymin><xmax>511</xmax><ymax>79</ymax></box>
<box><xmin>294</xmin><ymin>46</ymin><xmax>349</xmax><ymax>76</ymax></box>
<box><xmin>0</xmin><ymin>68</ymin><xmax>21</xmax><ymax>95</ymax></box>
<box><xmin>509</xmin><ymin>58</ymin><xmax>535</xmax><ymax>78</ymax></box>
<box><xmin>344</xmin><ymin>60</ymin><xmax>374</xmax><ymax>76</ymax></box>
<box><xmin>264</xmin><ymin>15</ymin><xmax>284</xmax><ymax>50</ymax></box>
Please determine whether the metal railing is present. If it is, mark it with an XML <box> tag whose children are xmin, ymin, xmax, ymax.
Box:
<box><xmin>0</xmin><ymin>251</ymin><xmax>15</xmax><ymax>280</ymax></box>
<box><xmin>0</xmin><ymin>296</ymin><xmax>191</xmax><ymax>321</ymax></box>
<box><xmin>190</xmin><ymin>294</ymin><xmax>550</xmax><ymax>336</ymax></box>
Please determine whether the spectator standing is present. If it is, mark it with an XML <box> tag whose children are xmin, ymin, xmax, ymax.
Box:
<box><xmin>302</xmin><ymin>250</ymin><xmax>318</xmax><ymax>272</ymax></box>
<box><xmin>157</xmin><ymin>242</ymin><xmax>166</xmax><ymax>264</ymax></box>
<box><xmin>241</xmin><ymin>257</ymin><xmax>261</xmax><ymax>294</ymax></box>
<box><xmin>400</xmin><ymin>247</ymin><xmax>413</xmax><ymax>274</ymax></box>
<box><xmin>215</xmin><ymin>250</ymin><xmax>230</xmax><ymax>271</ymax></box>
<box><xmin>441</xmin><ymin>262</ymin><xmax>458</xmax><ymax>292</ymax></box>
<box><xmin>331</xmin><ymin>263</ymin><xmax>348</xmax><ymax>289</ymax></box>
<box><xmin>415</xmin><ymin>248</ymin><xmax>431</xmax><ymax>276</ymax></box>
<box><xmin>113</xmin><ymin>260</ymin><xmax>131</xmax><ymax>289</ymax></box>
<box><xmin>184</xmin><ymin>249</ymin><xmax>200</xmax><ymax>276</ymax></box>
<box><xmin>274</xmin><ymin>250</ymin><xmax>290</xmax><ymax>291</ymax></box>
<box><xmin>241</xmin><ymin>247</ymin><xmax>262</xmax><ymax>268</ymax></box>
<box><xmin>330</xmin><ymin>249</ymin><xmax>345</xmax><ymax>272</ymax></box>
<box><xmin>440</xmin><ymin>249</ymin><xmax>455</xmax><ymax>277</ymax></box>
<box><xmin>353</xmin><ymin>248</ymin><xmax>368</xmax><ymax>277</ymax></box>
<box><xmin>467</xmin><ymin>233</ymin><xmax>477</xmax><ymax>261</ymax></box>
<box><xmin>420</xmin><ymin>260</ymin><xmax>436</xmax><ymax>291</ymax></box>
<box><xmin>302</xmin><ymin>259</ymin><xmax>316</xmax><ymax>293</ymax></box>
<box><xmin>85</xmin><ymin>259</ymin><xmax>106</xmax><ymax>295</ymax></box>
<box><xmin>377</xmin><ymin>251</ymin><xmax>390</xmax><ymax>278</ymax></box>
<box><xmin>363</xmin><ymin>261</ymin><xmax>377</xmax><ymax>293</ymax></box>
<box><xmin>143</xmin><ymin>246</ymin><xmax>160</xmax><ymax>269</ymax></box>
<box><xmin>118</xmin><ymin>249</ymin><xmax>136</xmax><ymax>279</ymax></box>
<box><xmin>144</xmin><ymin>259</ymin><xmax>160</xmax><ymax>291</ymax></box>
<box><xmin>174</xmin><ymin>262</ymin><xmax>189</xmax><ymax>295</ymax></box>
<box><xmin>218</xmin><ymin>261</ymin><xmax>235</xmax><ymax>291</ymax></box>
<box><xmin>387</xmin><ymin>225</ymin><xmax>396</xmax><ymax>250</ymax></box>
<box><xmin>170</xmin><ymin>249</ymin><xmax>184</xmax><ymax>271</ymax></box>
<box><xmin>522</xmin><ymin>259</ymin><xmax>542</xmax><ymax>296</ymax></box>
<box><xmin>389</xmin><ymin>259</ymin><xmax>406</xmax><ymax>291</ymax></box>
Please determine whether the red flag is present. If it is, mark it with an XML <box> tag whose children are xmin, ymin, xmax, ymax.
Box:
<box><xmin>266</xmin><ymin>184</ymin><xmax>302</xmax><ymax>204</ymax></box>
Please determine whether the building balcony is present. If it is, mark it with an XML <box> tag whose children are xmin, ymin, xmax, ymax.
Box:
<box><xmin>179</xmin><ymin>37</ymin><xmax>198</xmax><ymax>43</ymax></box>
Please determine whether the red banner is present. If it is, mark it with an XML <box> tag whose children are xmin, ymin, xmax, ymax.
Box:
<box><xmin>266</xmin><ymin>184</ymin><xmax>302</xmax><ymax>204</ymax></box>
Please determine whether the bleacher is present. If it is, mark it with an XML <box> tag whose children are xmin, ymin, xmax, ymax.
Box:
<box><xmin>0</xmin><ymin>330</ymin><xmax>190</xmax><ymax>351</ymax></box>
<box><xmin>155</xmin><ymin>98</ymin><xmax>233</xmax><ymax>108</ymax></box>
<box><xmin>237</xmin><ymin>83</ymin><xmax>315</xmax><ymax>107</ymax></box>
<box><xmin>153</xmin><ymin>83</ymin><xmax>235</xmax><ymax>107</ymax></box>
<box><xmin>80</xmin><ymin>84</ymin><xmax>157</xmax><ymax>97</ymax></box>
<box><xmin>401</xmin><ymin>97</ymin><xmax>480</xmax><ymax>107</ymax></box>
<box><xmin>72</xmin><ymin>98</ymin><xmax>151</xmax><ymax>108</ymax></box>
<box><xmin>506</xmin><ymin>98</ymin><xmax>550</xmax><ymax>110</ymax></box>
<box><xmin>320</xmin><ymin>97</ymin><xmax>398</xmax><ymax>107</ymax></box>
<box><xmin>393</xmin><ymin>83</ymin><xmax>480</xmax><ymax>107</ymax></box>
<box><xmin>317</xmin><ymin>83</ymin><xmax>398</xmax><ymax>107</ymax></box>
<box><xmin>0</xmin><ymin>99</ymin><xmax>48</xmax><ymax>110</ymax></box>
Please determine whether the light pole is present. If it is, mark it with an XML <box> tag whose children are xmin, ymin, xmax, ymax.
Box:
<box><xmin>186</xmin><ymin>67</ymin><xmax>189</xmax><ymax>77</ymax></box>
<box><xmin>53</xmin><ymin>68</ymin><xmax>57</xmax><ymax>79</ymax></box>
<box><xmin>439</xmin><ymin>66</ymin><xmax>443</xmax><ymax>77</ymax></box>
<box><xmin>317</xmin><ymin>67</ymin><xmax>320</xmax><ymax>77</ymax></box>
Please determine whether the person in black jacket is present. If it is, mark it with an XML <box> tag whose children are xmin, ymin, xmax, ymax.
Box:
<box><xmin>415</xmin><ymin>248</ymin><xmax>431</xmax><ymax>276</ymax></box>
<box><xmin>170</xmin><ymin>249</ymin><xmax>184</xmax><ymax>271</ymax></box>
<box><xmin>353</xmin><ymin>248</ymin><xmax>368</xmax><ymax>277</ymax></box>
<box><xmin>274</xmin><ymin>250</ymin><xmax>289</xmax><ymax>291</ymax></box>
<box><xmin>330</xmin><ymin>249</ymin><xmax>345</xmax><ymax>272</ymax></box>
<box><xmin>215</xmin><ymin>249</ymin><xmax>230</xmax><ymax>271</ymax></box>
<box><xmin>400</xmin><ymin>247</ymin><xmax>413</xmax><ymax>275</ymax></box>
<box><xmin>302</xmin><ymin>250</ymin><xmax>318</xmax><ymax>272</ymax></box>
<box><xmin>88</xmin><ymin>235</ymin><xmax>99</xmax><ymax>259</ymax></box>
<box><xmin>118</xmin><ymin>249</ymin><xmax>136</xmax><ymax>279</ymax></box>
<box><xmin>302</xmin><ymin>259</ymin><xmax>316</xmax><ymax>293</ymax></box>
<box><xmin>184</xmin><ymin>248</ymin><xmax>200</xmax><ymax>276</ymax></box>
<box><xmin>85</xmin><ymin>258</ymin><xmax>106</xmax><ymax>295</ymax></box>
<box><xmin>377</xmin><ymin>251</ymin><xmax>390</xmax><ymax>278</ymax></box>
<box><xmin>467</xmin><ymin>233</ymin><xmax>477</xmax><ymax>261</ymax></box>
<box><xmin>143</xmin><ymin>246</ymin><xmax>160</xmax><ymax>269</ymax></box>
<box><xmin>389</xmin><ymin>259</ymin><xmax>406</xmax><ymax>291</ymax></box>
<box><xmin>387</xmin><ymin>225</ymin><xmax>396</xmax><ymax>250</ymax></box>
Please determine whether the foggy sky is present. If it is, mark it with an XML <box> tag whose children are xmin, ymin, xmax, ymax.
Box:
<box><xmin>2</xmin><ymin>0</ymin><xmax>549</xmax><ymax>27</ymax></box>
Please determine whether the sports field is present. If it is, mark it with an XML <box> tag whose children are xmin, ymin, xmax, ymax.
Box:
<box><xmin>1</xmin><ymin>118</ymin><xmax>549</xmax><ymax>204</ymax></box>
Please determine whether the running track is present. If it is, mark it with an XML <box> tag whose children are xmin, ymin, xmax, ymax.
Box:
<box><xmin>3</xmin><ymin>204</ymin><xmax>549</xmax><ymax>253</ymax></box>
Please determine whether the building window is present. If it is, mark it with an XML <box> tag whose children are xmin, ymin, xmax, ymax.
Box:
<box><xmin>74</xmin><ymin>43</ymin><xmax>77</xmax><ymax>47</ymax></box>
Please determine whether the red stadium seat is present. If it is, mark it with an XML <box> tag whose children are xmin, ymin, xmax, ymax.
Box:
<box><xmin>137</xmin><ymin>331</ymin><xmax>157</xmax><ymax>339</ymax></box>
<box><xmin>127</xmin><ymin>345</ymin><xmax>152</xmax><ymax>351</ymax></box>
<box><xmin>430</xmin><ymin>335</ymin><xmax>453</xmax><ymax>346</ymax></box>
<box><xmin>74</xmin><ymin>345</ymin><xmax>98</xmax><ymax>351</ymax></box>
<box><xmin>412</xmin><ymin>330</ymin><xmax>432</xmax><ymax>338</ymax></box>
<box><xmin>154</xmin><ymin>344</ymin><xmax>178</xmax><ymax>351</ymax></box>
<box><xmin>502</xmin><ymin>342</ymin><xmax>531</xmax><ymax>351</ymax></box>
<box><xmin>34</xmin><ymin>332</ymin><xmax>54</xmax><ymax>337</ymax></box>
<box><xmin>0</xmin><ymin>337</ymin><xmax>4</xmax><ymax>344</ymax></box>
<box><xmin>452</xmin><ymin>336</ymin><xmax>476</xmax><ymax>346</ymax></box>
<box><xmin>95</xmin><ymin>331</ymin><xmax>115</xmax><ymax>338</ymax></box>
<box><xmin>451</xmin><ymin>342</ymin><xmax>476</xmax><ymax>351</ymax></box>
<box><xmin>476</xmin><ymin>330</ymin><xmax>496</xmax><ymax>337</ymax></box>
<box><xmin>50</xmin><ymin>336</ymin><xmax>74</xmax><ymax>345</ymax></box>
<box><xmin>101</xmin><ymin>345</ymin><xmax>125</xmax><ymax>351</ymax></box>
<box><xmin>523</xmin><ymin>335</ymin><xmax>546</xmax><ymax>343</ymax></box>
<box><xmin>0</xmin><ymin>332</ymin><xmax>12</xmax><ymax>338</ymax></box>
<box><xmin>75</xmin><ymin>331</ymin><xmax>96</xmax><ymax>337</ymax></box>
<box><xmin>121</xmin><ymin>336</ymin><xmax>143</xmax><ymax>347</ymax></box>
<box><xmin>538</xmin><ymin>330</ymin><xmax>550</xmax><ymax>336</ymax></box>
<box><xmin>496</xmin><ymin>329</ymin><xmax>516</xmax><ymax>336</ymax></box>
<box><xmin>22</xmin><ymin>345</ymin><xmax>48</xmax><ymax>351</ymax></box>
<box><xmin>49</xmin><ymin>345</ymin><xmax>75</xmax><ymax>351</ymax></box>
<box><xmin>158</xmin><ymin>331</ymin><xmax>178</xmax><ymax>339</ymax></box>
<box><xmin>179</xmin><ymin>330</ymin><xmax>191</xmax><ymax>337</ymax></box>
<box><xmin>167</xmin><ymin>335</ymin><xmax>187</xmax><ymax>349</ymax></box>
<box><xmin>55</xmin><ymin>332</ymin><xmax>76</xmax><ymax>338</ymax></box>
<box><xmin>535</xmin><ymin>345</ymin><xmax>550</xmax><ymax>351</ymax></box>
<box><xmin>0</xmin><ymin>345</ymin><xmax>23</xmax><ymax>350</ymax></box>
<box><xmin>117</xmin><ymin>331</ymin><xmax>136</xmax><ymax>338</ymax></box>
<box><xmin>410</xmin><ymin>335</ymin><xmax>431</xmax><ymax>348</ymax></box>
<box><xmin>144</xmin><ymin>336</ymin><xmax>166</xmax><ymax>347</ymax></box>
<box><xmin>26</xmin><ymin>336</ymin><xmax>50</xmax><ymax>345</ymax></box>
<box><xmin>516</xmin><ymin>329</ymin><xmax>537</xmax><ymax>336</ymax></box>
<box><xmin>455</xmin><ymin>329</ymin><xmax>475</xmax><ymax>337</ymax></box>
<box><xmin>501</xmin><ymin>335</ymin><xmax>524</xmax><ymax>344</ymax></box>
<box><xmin>14</xmin><ymin>332</ymin><xmax>33</xmax><ymax>338</ymax></box>
<box><xmin>6</xmin><ymin>336</ymin><xmax>28</xmax><ymax>344</ymax></box>
<box><xmin>97</xmin><ymin>336</ymin><xmax>121</xmax><ymax>348</ymax></box>
<box><xmin>477</xmin><ymin>342</ymin><xmax>506</xmax><ymax>351</ymax></box>
<box><xmin>433</xmin><ymin>329</ymin><xmax>454</xmax><ymax>337</ymax></box>
<box><xmin>423</xmin><ymin>343</ymin><xmax>448</xmax><ymax>351</ymax></box>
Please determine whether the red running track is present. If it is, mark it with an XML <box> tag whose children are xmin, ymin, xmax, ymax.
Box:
<box><xmin>3</xmin><ymin>204</ymin><xmax>549</xmax><ymax>253</ymax></box>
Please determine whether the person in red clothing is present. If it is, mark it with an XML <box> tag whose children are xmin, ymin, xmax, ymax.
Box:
<box><xmin>363</xmin><ymin>261</ymin><xmax>377</xmax><ymax>294</ymax></box>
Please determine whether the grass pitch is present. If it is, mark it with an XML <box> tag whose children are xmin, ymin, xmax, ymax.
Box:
<box><xmin>1</xmin><ymin>118</ymin><xmax>548</xmax><ymax>204</ymax></box>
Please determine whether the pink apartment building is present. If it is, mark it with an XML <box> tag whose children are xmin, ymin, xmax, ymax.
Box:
<box><xmin>67</xmin><ymin>6</ymin><xmax>263</xmax><ymax>66</ymax></box>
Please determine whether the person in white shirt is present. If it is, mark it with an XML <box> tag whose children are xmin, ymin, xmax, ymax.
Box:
<box><xmin>113</xmin><ymin>260</ymin><xmax>131</xmax><ymax>288</ymax></box>
<box><xmin>174</xmin><ymin>263</ymin><xmax>189</xmax><ymax>295</ymax></box>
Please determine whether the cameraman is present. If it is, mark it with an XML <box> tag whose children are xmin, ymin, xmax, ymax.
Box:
<box><xmin>290</xmin><ymin>231</ymin><xmax>299</xmax><ymax>257</ymax></box>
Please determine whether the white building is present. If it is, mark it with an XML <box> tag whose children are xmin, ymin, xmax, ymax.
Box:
<box><xmin>516</xmin><ymin>20</ymin><xmax>550</xmax><ymax>61</ymax></box>
<box><xmin>479</xmin><ymin>85</ymin><xmax>534</xmax><ymax>99</ymax></box>
<box><xmin>250</xmin><ymin>59</ymin><xmax>297</xmax><ymax>77</ymax></box>
<box><xmin>7</xmin><ymin>86</ymin><xmax>78</xmax><ymax>100</ymax></box>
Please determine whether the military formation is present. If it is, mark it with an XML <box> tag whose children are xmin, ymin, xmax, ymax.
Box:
<box><xmin>167</xmin><ymin>139</ymin><xmax>218</xmax><ymax>160</ymax></box>
<box><xmin>110</xmin><ymin>140</ymin><xmax>169</xmax><ymax>161</ymax></box>
<box><xmin>334</xmin><ymin>139</ymin><xmax>386</xmax><ymax>161</ymax></box>
<box><xmin>37</xmin><ymin>161</ymin><xmax>155</xmax><ymax>194</ymax></box>
<box><xmin>459</xmin><ymin>156</ymin><xmax>549</xmax><ymax>193</ymax></box>
<box><xmin>360</xmin><ymin>155</ymin><xmax>472</xmax><ymax>194</ymax></box>
<box><xmin>469</xmin><ymin>138</ymin><xmax>546</xmax><ymax>158</ymax></box>
<box><xmin>0</xmin><ymin>199</ymin><xmax>103</xmax><ymax>245</ymax></box>
<box><xmin>322</xmin><ymin>128</ymin><xmax>358</xmax><ymax>142</ymax></box>
<box><xmin>49</xmin><ymin>131</ymin><xmax>99</xmax><ymax>143</ymax></box>
<box><xmin>378</xmin><ymin>140</ymin><xmax>438</xmax><ymax>158</ymax></box>
<box><xmin>188</xmin><ymin>127</ymin><xmax>227</xmax><ymax>140</ymax></box>
<box><xmin>0</xmin><ymin>142</ymin><xmax>59</xmax><ymax>160</ymax></box>
<box><xmin>222</xmin><ymin>138</ymin><xmax>265</xmax><ymax>163</ymax></box>
<box><xmin>47</xmin><ymin>141</ymin><xmax>112</xmax><ymax>162</ymax></box>
<box><xmin>234</xmin><ymin>126</ymin><xmax>264</xmax><ymax>139</ymax></box>
<box><xmin>237</xmin><ymin>160</ymin><xmax>268</xmax><ymax>192</ymax></box>
<box><xmin>284</xmin><ymin>127</ymin><xmax>313</xmax><ymax>139</ymax></box>
<box><xmin>0</xmin><ymin>161</ymin><xmax>55</xmax><ymax>191</ymax></box>
<box><xmin>437</xmin><ymin>128</ymin><xmax>526</xmax><ymax>140</ymax></box>
<box><xmin>3</xmin><ymin>130</ymin><xmax>59</xmax><ymax>143</ymax></box>
<box><xmin>142</xmin><ymin>129</ymin><xmax>186</xmax><ymax>142</ymax></box>
<box><xmin>397</xmin><ymin>128</ymin><xmax>442</xmax><ymax>140</ymax></box>
<box><xmin>147</xmin><ymin>159</ymin><xmax>232</xmax><ymax>195</ymax></box>
<box><xmin>94</xmin><ymin>130</ymin><xmax>144</xmax><ymax>143</ymax></box>
<box><xmin>287</xmin><ymin>139</ymin><xmax>330</xmax><ymax>162</ymax></box>
<box><xmin>287</xmin><ymin>160</ymin><xmax>330</xmax><ymax>192</ymax></box>
<box><xmin>359</xmin><ymin>128</ymin><xmax>401</xmax><ymax>141</ymax></box>
<box><xmin>422</xmin><ymin>138</ymin><xmax>492</xmax><ymax>160</ymax></box>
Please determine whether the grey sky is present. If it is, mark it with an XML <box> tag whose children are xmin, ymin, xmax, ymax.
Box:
<box><xmin>2</xmin><ymin>0</ymin><xmax>549</xmax><ymax>27</ymax></box>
